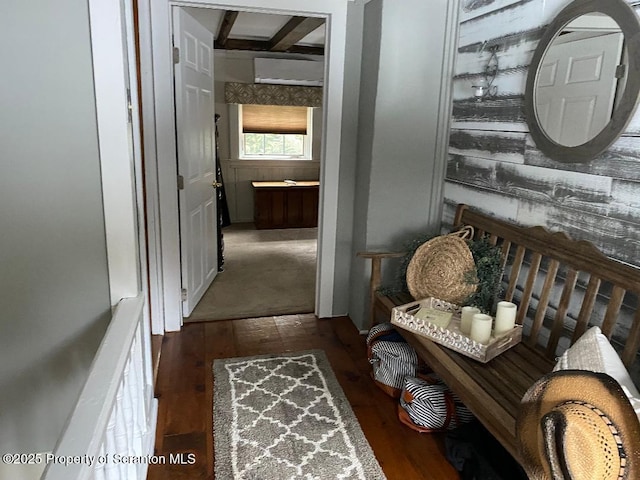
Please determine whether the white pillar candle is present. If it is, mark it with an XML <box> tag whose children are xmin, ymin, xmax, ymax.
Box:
<box><xmin>494</xmin><ymin>301</ymin><xmax>517</xmax><ymax>335</ymax></box>
<box><xmin>460</xmin><ymin>306</ymin><xmax>480</xmax><ymax>335</ymax></box>
<box><xmin>470</xmin><ymin>313</ymin><xmax>493</xmax><ymax>344</ymax></box>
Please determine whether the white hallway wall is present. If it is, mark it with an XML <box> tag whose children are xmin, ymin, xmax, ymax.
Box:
<box><xmin>0</xmin><ymin>0</ymin><xmax>111</xmax><ymax>459</ymax></box>
<box><xmin>348</xmin><ymin>0</ymin><xmax>459</xmax><ymax>330</ymax></box>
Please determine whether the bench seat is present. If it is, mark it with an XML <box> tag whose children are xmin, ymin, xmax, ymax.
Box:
<box><xmin>359</xmin><ymin>203</ymin><xmax>640</xmax><ymax>465</ymax></box>
<box><xmin>403</xmin><ymin>333</ymin><xmax>554</xmax><ymax>461</ymax></box>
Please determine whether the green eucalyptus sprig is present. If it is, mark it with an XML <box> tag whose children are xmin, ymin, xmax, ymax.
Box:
<box><xmin>464</xmin><ymin>236</ymin><xmax>504</xmax><ymax>314</ymax></box>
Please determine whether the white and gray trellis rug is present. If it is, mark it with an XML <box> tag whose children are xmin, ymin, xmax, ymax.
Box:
<box><xmin>213</xmin><ymin>350</ymin><xmax>386</xmax><ymax>480</ymax></box>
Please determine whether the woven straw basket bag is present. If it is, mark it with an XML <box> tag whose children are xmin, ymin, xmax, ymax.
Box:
<box><xmin>405</xmin><ymin>227</ymin><xmax>477</xmax><ymax>305</ymax></box>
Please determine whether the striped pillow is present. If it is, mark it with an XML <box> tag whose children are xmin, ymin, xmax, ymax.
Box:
<box><xmin>369</xmin><ymin>340</ymin><xmax>420</xmax><ymax>397</ymax></box>
<box><xmin>399</xmin><ymin>374</ymin><xmax>475</xmax><ymax>432</ymax></box>
<box><xmin>367</xmin><ymin>323</ymin><xmax>421</xmax><ymax>398</ymax></box>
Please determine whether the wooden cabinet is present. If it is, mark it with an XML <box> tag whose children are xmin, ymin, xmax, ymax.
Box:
<box><xmin>252</xmin><ymin>181</ymin><xmax>319</xmax><ymax>229</ymax></box>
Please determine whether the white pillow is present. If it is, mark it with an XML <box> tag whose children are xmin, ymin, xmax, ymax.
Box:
<box><xmin>554</xmin><ymin>326</ymin><xmax>640</xmax><ymax>399</ymax></box>
<box><xmin>622</xmin><ymin>385</ymin><xmax>640</xmax><ymax>422</ymax></box>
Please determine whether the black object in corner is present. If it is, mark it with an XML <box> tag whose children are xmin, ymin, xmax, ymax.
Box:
<box><xmin>214</xmin><ymin>113</ymin><xmax>231</xmax><ymax>272</ymax></box>
<box><xmin>445</xmin><ymin>420</ymin><xmax>527</xmax><ymax>480</ymax></box>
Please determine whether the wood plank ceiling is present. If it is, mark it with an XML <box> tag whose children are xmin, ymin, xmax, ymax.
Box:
<box><xmin>214</xmin><ymin>10</ymin><xmax>325</xmax><ymax>55</ymax></box>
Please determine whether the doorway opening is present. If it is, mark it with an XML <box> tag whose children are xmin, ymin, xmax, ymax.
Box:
<box><xmin>140</xmin><ymin>0</ymin><xmax>350</xmax><ymax>334</ymax></box>
<box><xmin>174</xmin><ymin>6</ymin><xmax>324</xmax><ymax>321</ymax></box>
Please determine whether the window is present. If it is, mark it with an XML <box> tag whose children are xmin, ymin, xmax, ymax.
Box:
<box><xmin>239</xmin><ymin>104</ymin><xmax>312</xmax><ymax>160</ymax></box>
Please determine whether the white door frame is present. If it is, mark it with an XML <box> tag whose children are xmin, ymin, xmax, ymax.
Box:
<box><xmin>89</xmin><ymin>0</ymin><xmax>143</xmax><ymax>306</ymax></box>
<box><xmin>138</xmin><ymin>0</ymin><xmax>350</xmax><ymax>332</ymax></box>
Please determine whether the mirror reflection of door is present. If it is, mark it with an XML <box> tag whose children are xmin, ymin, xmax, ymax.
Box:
<box><xmin>536</xmin><ymin>30</ymin><xmax>623</xmax><ymax>147</ymax></box>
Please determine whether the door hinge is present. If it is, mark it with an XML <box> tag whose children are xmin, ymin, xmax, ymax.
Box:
<box><xmin>181</xmin><ymin>288</ymin><xmax>187</xmax><ymax>301</ymax></box>
<box><xmin>173</xmin><ymin>47</ymin><xmax>180</xmax><ymax>65</ymax></box>
<box><xmin>177</xmin><ymin>174</ymin><xmax>184</xmax><ymax>190</ymax></box>
<box><xmin>126</xmin><ymin>88</ymin><xmax>133</xmax><ymax>124</ymax></box>
<box><xmin>616</xmin><ymin>64</ymin><xmax>627</xmax><ymax>79</ymax></box>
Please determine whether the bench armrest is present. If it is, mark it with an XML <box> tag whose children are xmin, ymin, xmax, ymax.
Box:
<box><xmin>358</xmin><ymin>251</ymin><xmax>406</xmax><ymax>328</ymax></box>
<box><xmin>357</xmin><ymin>251</ymin><xmax>406</xmax><ymax>259</ymax></box>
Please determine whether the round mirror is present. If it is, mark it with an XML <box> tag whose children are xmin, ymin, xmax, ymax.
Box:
<box><xmin>525</xmin><ymin>0</ymin><xmax>640</xmax><ymax>163</ymax></box>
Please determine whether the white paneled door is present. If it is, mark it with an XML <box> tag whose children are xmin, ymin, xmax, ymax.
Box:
<box><xmin>173</xmin><ymin>7</ymin><xmax>218</xmax><ymax>317</ymax></box>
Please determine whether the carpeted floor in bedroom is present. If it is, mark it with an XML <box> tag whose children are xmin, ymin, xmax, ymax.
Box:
<box><xmin>185</xmin><ymin>224</ymin><xmax>317</xmax><ymax>322</ymax></box>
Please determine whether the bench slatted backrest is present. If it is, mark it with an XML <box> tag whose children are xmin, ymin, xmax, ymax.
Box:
<box><xmin>453</xmin><ymin>204</ymin><xmax>640</xmax><ymax>368</ymax></box>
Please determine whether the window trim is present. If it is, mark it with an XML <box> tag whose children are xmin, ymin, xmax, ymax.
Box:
<box><xmin>235</xmin><ymin>104</ymin><xmax>314</xmax><ymax>161</ymax></box>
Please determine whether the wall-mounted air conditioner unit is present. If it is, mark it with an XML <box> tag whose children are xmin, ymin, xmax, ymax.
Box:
<box><xmin>254</xmin><ymin>58</ymin><xmax>324</xmax><ymax>86</ymax></box>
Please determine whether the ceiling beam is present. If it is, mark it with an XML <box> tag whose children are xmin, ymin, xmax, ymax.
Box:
<box><xmin>217</xmin><ymin>10</ymin><xmax>239</xmax><ymax>47</ymax></box>
<box><xmin>269</xmin><ymin>16</ymin><xmax>325</xmax><ymax>52</ymax></box>
<box><xmin>214</xmin><ymin>38</ymin><xmax>324</xmax><ymax>56</ymax></box>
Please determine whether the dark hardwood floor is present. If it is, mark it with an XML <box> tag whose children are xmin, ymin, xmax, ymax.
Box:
<box><xmin>147</xmin><ymin>314</ymin><xmax>460</xmax><ymax>480</ymax></box>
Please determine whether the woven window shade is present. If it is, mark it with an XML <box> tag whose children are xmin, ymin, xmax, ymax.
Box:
<box><xmin>242</xmin><ymin>105</ymin><xmax>308</xmax><ymax>135</ymax></box>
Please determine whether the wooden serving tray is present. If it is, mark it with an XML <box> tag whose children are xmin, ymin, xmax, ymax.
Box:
<box><xmin>391</xmin><ymin>298</ymin><xmax>522</xmax><ymax>363</ymax></box>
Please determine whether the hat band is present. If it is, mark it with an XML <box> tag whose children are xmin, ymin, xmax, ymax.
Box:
<box><xmin>559</xmin><ymin>400</ymin><xmax>627</xmax><ymax>480</ymax></box>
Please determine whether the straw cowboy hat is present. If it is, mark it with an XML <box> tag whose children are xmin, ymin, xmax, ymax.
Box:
<box><xmin>516</xmin><ymin>370</ymin><xmax>640</xmax><ymax>480</ymax></box>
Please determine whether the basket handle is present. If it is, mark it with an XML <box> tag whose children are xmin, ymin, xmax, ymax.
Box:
<box><xmin>449</xmin><ymin>225</ymin><xmax>474</xmax><ymax>240</ymax></box>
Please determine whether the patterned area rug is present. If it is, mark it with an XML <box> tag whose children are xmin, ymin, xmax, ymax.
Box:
<box><xmin>213</xmin><ymin>350</ymin><xmax>386</xmax><ymax>479</ymax></box>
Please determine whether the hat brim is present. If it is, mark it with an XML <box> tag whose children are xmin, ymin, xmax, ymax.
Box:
<box><xmin>517</xmin><ymin>370</ymin><xmax>640</xmax><ymax>480</ymax></box>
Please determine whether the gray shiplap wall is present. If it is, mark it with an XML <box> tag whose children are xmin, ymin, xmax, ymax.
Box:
<box><xmin>445</xmin><ymin>0</ymin><xmax>640</xmax><ymax>266</ymax></box>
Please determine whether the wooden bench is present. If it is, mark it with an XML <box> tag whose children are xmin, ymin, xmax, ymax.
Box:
<box><xmin>359</xmin><ymin>203</ymin><xmax>640</xmax><ymax>464</ymax></box>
